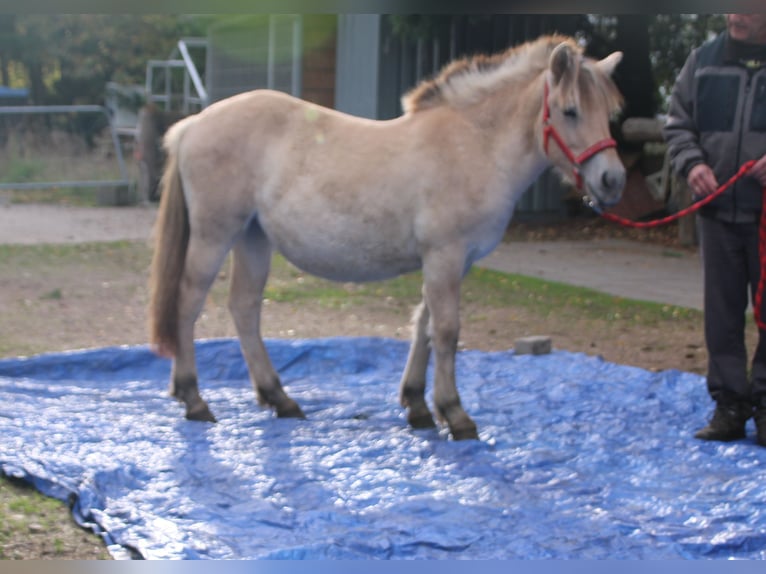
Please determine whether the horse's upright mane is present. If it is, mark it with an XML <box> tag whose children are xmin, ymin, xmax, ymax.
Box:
<box><xmin>401</xmin><ymin>34</ymin><xmax>575</xmax><ymax>114</ymax></box>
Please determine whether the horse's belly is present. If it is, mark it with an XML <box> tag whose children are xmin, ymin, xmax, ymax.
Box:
<box><xmin>260</xmin><ymin>201</ymin><xmax>421</xmax><ymax>282</ymax></box>
<box><xmin>283</xmin><ymin>249</ymin><xmax>422</xmax><ymax>283</ymax></box>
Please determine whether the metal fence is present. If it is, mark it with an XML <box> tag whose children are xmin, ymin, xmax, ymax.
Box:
<box><xmin>0</xmin><ymin>104</ymin><xmax>132</xmax><ymax>202</ymax></box>
<box><xmin>146</xmin><ymin>37</ymin><xmax>209</xmax><ymax>114</ymax></box>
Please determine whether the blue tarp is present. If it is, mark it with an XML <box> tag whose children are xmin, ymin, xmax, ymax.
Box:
<box><xmin>0</xmin><ymin>337</ymin><xmax>765</xmax><ymax>559</ymax></box>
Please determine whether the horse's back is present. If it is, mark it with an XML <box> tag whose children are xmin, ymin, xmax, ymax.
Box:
<box><xmin>169</xmin><ymin>87</ymin><xmax>511</xmax><ymax>283</ymax></box>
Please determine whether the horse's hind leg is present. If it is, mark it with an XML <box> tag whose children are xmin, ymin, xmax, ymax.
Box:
<box><xmin>228</xmin><ymin>223</ymin><xmax>305</xmax><ymax>419</ymax></box>
<box><xmin>399</xmin><ymin>297</ymin><xmax>437</xmax><ymax>429</ymax></box>
<box><xmin>172</xmin><ymin>235</ymin><xmax>231</xmax><ymax>422</ymax></box>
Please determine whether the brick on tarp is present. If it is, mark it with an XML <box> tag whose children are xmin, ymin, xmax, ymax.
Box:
<box><xmin>514</xmin><ymin>335</ymin><xmax>552</xmax><ymax>355</ymax></box>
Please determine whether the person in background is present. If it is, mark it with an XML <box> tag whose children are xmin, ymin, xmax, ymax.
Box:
<box><xmin>664</xmin><ymin>13</ymin><xmax>766</xmax><ymax>446</ymax></box>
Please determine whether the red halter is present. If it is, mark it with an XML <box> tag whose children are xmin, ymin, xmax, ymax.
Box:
<box><xmin>542</xmin><ymin>81</ymin><xmax>617</xmax><ymax>190</ymax></box>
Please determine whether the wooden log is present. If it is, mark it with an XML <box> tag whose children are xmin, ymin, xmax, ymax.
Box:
<box><xmin>673</xmin><ymin>175</ymin><xmax>698</xmax><ymax>247</ymax></box>
<box><xmin>621</xmin><ymin>117</ymin><xmax>664</xmax><ymax>143</ymax></box>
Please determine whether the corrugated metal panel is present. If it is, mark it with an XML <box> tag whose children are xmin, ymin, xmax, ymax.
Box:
<box><xmin>334</xmin><ymin>15</ymin><xmax>381</xmax><ymax>119</ymax></box>
<box><xmin>517</xmin><ymin>169</ymin><xmax>570</xmax><ymax>218</ymax></box>
<box><xmin>377</xmin><ymin>17</ymin><xmax>451</xmax><ymax>120</ymax></box>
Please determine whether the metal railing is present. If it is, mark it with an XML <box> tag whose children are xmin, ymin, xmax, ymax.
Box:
<box><xmin>146</xmin><ymin>38</ymin><xmax>209</xmax><ymax>114</ymax></box>
<box><xmin>0</xmin><ymin>104</ymin><xmax>131</xmax><ymax>194</ymax></box>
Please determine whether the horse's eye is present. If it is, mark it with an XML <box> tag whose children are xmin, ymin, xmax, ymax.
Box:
<box><xmin>563</xmin><ymin>107</ymin><xmax>579</xmax><ymax>119</ymax></box>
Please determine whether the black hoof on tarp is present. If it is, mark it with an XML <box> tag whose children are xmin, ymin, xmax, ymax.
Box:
<box><xmin>277</xmin><ymin>401</ymin><xmax>306</xmax><ymax>419</ymax></box>
<box><xmin>408</xmin><ymin>411</ymin><xmax>437</xmax><ymax>429</ymax></box>
<box><xmin>186</xmin><ymin>405</ymin><xmax>217</xmax><ymax>423</ymax></box>
<box><xmin>450</xmin><ymin>424</ymin><xmax>479</xmax><ymax>441</ymax></box>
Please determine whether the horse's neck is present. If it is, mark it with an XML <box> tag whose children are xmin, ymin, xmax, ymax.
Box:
<box><xmin>468</xmin><ymin>74</ymin><xmax>550</xmax><ymax>196</ymax></box>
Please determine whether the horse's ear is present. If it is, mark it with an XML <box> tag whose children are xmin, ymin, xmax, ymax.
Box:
<box><xmin>549</xmin><ymin>41</ymin><xmax>578</xmax><ymax>87</ymax></box>
<box><xmin>596</xmin><ymin>51</ymin><xmax>623</xmax><ymax>76</ymax></box>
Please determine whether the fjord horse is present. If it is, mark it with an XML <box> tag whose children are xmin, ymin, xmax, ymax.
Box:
<box><xmin>148</xmin><ymin>35</ymin><xmax>625</xmax><ymax>440</ymax></box>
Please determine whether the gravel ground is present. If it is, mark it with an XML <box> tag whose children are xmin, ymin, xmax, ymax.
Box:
<box><xmin>0</xmin><ymin>203</ymin><xmax>157</xmax><ymax>245</ymax></box>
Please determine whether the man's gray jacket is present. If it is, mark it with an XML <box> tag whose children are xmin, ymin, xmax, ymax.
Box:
<box><xmin>663</xmin><ymin>32</ymin><xmax>766</xmax><ymax>222</ymax></box>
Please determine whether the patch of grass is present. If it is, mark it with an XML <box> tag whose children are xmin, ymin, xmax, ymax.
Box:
<box><xmin>0</xmin><ymin>132</ymin><xmax>130</xmax><ymax>207</ymax></box>
<box><xmin>3</xmin><ymin>159</ymin><xmax>46</xmax><ymax>183</ymax></box>
<box><xmin>40</xmin><ymin>288</ymin><xmax>63</xmax><ymax>300</ymax></box>
<box><xmin>0</xmin><ymin>241</ymin><xmax>702</xmax><ymax>328</ymax></box>
<box><xmin>264</xmin><ymin>257</ymin><xmax>700</xmax><ymax>328</ymax></box>
<box><xmin>0</xmin><ymin>476</ymin><xmax>111</xmax><ymax>560</ymax></box>
<box><xmin>264</xmin><ymin>255</ymin><xmax>422</xmax><ymax>308</ymax></box>
<box><xmin>463</xmin><ymin>267</ymin><xmax>700</xmax><ymax>326</ymax></box>
<box><xmin>8</xmin><ymin>188</ymin><xmax>102</xmax><ymax>207</ymax></box>
<box><xmin>53</xmin><ymin>537</ymin><xmax>65</xmax><ymax>555</ymax></box>
<box><xmin>0</xmin><ymin>340</ymin><xmax>39</xmax><ymax>360</ymax></box>
<box><xmin>0</xmin><ymin>241</ymin><xmax>153</xmax><ymax>359</ymax></box>
<box><xmin>0</xmin><ymin>241</ymin><xmax>151</xmax><ymax>271</ymax></box>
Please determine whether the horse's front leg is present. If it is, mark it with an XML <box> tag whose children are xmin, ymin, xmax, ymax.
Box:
<box><xmin>423</xmin><ymin>252</ymin><xmax>479</xmax><ymax>440</ymax></box>
<box><xmin>399</xmin><ymin>297</ymin><xmax>437</xmax><ymax>429</ymax></box>
<box><xmin>228</xmin><ymin>227</ymin><xmax>304</xmax><ymax>419</ymax></box>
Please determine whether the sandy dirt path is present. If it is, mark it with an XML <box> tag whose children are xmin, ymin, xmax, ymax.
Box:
<box><xmin>0</xmin><ymin>204</ymin><xmax>157</xmax><ymax>245</ymax></box>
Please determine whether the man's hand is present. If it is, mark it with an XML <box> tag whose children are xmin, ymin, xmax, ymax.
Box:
<box><xmin>688</xmin><ymin>163</ymin><xmax>719</xmax><ymax>197</ymax></box>
<box><xmin>750</xmin><ymin>155</ymin><xmax>766</xmax><ymax>187</ymax></box>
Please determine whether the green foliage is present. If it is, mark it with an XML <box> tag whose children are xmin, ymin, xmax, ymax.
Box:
<box><xmin>649</xmin><ymin>14</ymin><xmax>726</xmax><ymax>108</ymax></box>
<box><xmin>567</xmin><ymin>14</ymin><xmax>725</xmax><ymax>114</ymax></box>
<box><xmin>1</xmin><ymin>15</ymin><xmax>206</xmax><ymax>105</ymax></box>
<box><xmin>0</xmin><ymin>14</ymin><xmax>729</xmax><ymax>119</ymax></box>
<box><xmin>3</xmin><ymin>158</ymin><xmax>44</xmax><ymax>182</ymax></box>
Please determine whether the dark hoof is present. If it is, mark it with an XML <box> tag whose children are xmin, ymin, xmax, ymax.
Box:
<box><xmin>451</xmin><ymin>424</ymin><xmax>479</xmax><ymax>441</ymax></box>
<box><xmin>186</xmin><ymin>405</ymin><xmax>217</xmax><ymax>423</ymax></box>
<box><xmin>408</xmin><ymin>411</ymin><xmax>437</xmax><ymax>429</ymax></box>
<box><xmin>277</xmin><ymin>401</ymin><xmax>306</xmax><ymax>419</ymax></box>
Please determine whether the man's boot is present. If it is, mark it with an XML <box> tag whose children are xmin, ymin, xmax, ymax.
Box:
<box><xmin>754</xmin><ymin>402</ymin><xmax>766</xmax><ymax>447</ymax></box>
<box><xmin>694</xmin><ymin>401</ymin><xmax>752</xmax><ymax>442</ymax></box>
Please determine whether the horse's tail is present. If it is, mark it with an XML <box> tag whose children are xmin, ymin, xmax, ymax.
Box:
<box><xmin>148</xmin><ymin>116</ymin><xmax>195</xmax><ymax>357</ymax></box>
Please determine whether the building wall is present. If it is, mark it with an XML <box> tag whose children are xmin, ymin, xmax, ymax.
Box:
<box><xmin>300</xmin><ymin>15</ymin><xmax>337</xmax><ymax>109</ymax></box>
<box><xmin>334</xmin><ymin>15</ymin><xmax>381</xmax><ymax>119</ymax></box>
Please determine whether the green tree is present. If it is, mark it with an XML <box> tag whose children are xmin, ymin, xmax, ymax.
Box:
<box><xmin>649</xmin><ymin>14</ymin><xmax>725</xmax><ymax>109</ymax></box>
<box><xmin>3</xmin><ymin>15</ymin><xmax>205</xmax><ymax>104</ymax></box>
<box><xmin>0</xmin><ymin>15</ymin><xmax>16</xmax><ymax>86</ymax></box>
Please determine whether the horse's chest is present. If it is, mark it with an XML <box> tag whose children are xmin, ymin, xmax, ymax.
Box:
<box><xmin>463</xmin><ymin>198</ymin><xmax>518</xmax><ymax>265</ymax></box>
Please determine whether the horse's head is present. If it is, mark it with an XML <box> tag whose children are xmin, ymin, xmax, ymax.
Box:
<box><xmin>542</xmin><ymin>40</ymin><xmax>625</xmax><ymax>210</ymax></box>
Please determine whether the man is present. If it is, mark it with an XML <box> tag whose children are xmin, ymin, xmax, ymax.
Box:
<box><xmin>664</xmin><ymin>14</ymin><xmax>766</xmax><ymax>446</ymax></box>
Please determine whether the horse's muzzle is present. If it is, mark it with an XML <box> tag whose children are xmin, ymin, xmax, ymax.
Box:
<box><xmin>584</xmin><ymin>164</ymin><xmax>625</xmax><ymax>212</ymax></box>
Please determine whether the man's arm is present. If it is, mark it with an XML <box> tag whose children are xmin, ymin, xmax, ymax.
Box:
<box><xmin>663</xmin><ymin>49</ymin><xmax>710</xmax><ymax>189</ymax></box>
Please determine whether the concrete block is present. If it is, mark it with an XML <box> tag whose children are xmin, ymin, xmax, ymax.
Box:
<box><xmin>514</xmin><ymin>335</ymin><xmax>552</xmax><ymax>355</ymax></box>
<box><xmin>97</xmin><ymin>184</ymin><xmax>136</xmax><ymax>206</ymax></box>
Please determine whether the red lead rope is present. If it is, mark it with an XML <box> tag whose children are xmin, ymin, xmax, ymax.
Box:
<box><xmin>596</xmin><ymin>160</ymin><xmax>766</xmax><ymax>330</ymax></box>
<box><xmin>757</xmin><ymin>193</ymin><xmax>766</xmax><ymax>331</ymax></box>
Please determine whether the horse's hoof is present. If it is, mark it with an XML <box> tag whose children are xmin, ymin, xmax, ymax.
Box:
<box><xmin>450</xmin><ymin>424</ymin><xmax>479</xmax><ymax>441</ymax></box>
<box><xmin>408</xmin><ymin>411</ymin><xmax>437</xmax><ymax>429</ymax></box>
<box><xmin>186</xmin><ymin>405</ymin><xmax>217</xmax><ymax>423</ymax></box>
<box><xmin>276</xmin><ymin>401</ymin><xmax>306</xmax><ymax>419</ymax></box>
